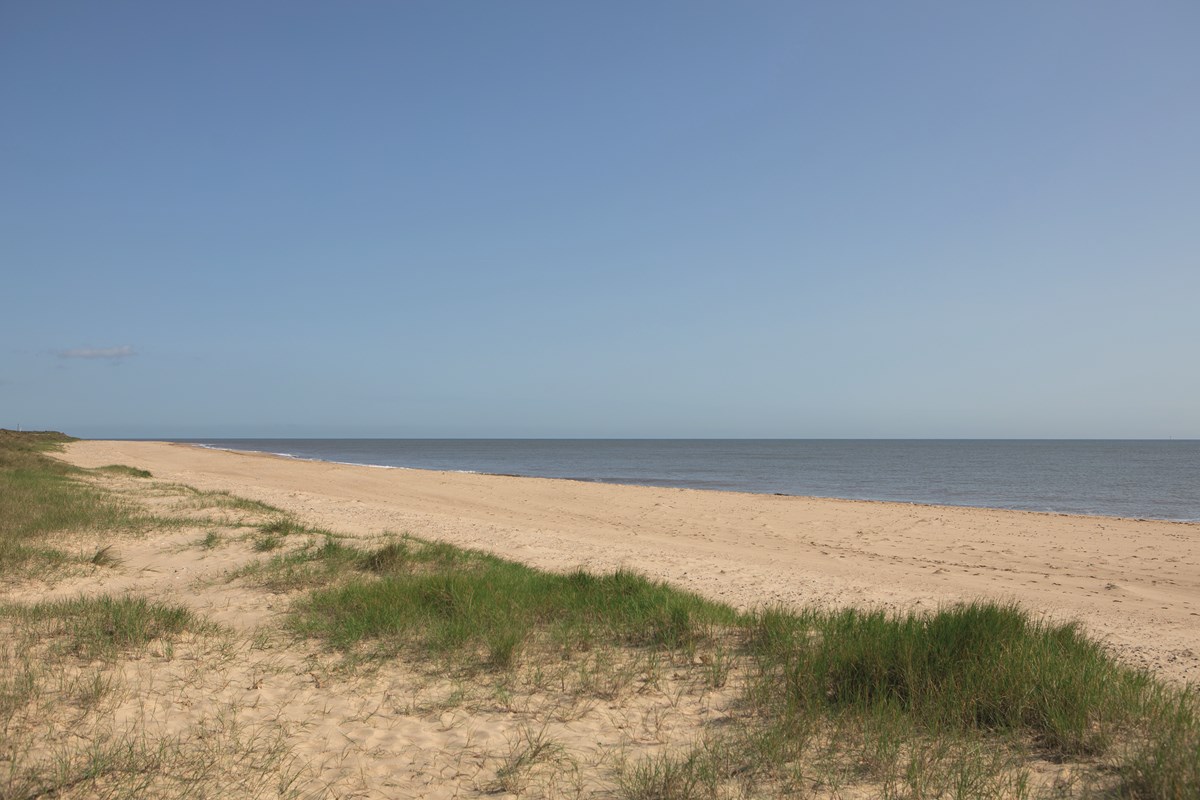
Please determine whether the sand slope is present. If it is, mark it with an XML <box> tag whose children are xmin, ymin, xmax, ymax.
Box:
<box><xmin>62</xmin><ymin>440</ymin><xmax>1200</xmax><ymax>684</ymax></box>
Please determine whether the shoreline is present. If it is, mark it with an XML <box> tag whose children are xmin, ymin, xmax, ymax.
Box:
<box><xmin>61</xmin><ymin>439</ymin><xmax>1200</xmax><ymax>684</ymax></box>
<box><xmin>177</xmin><ymin>440</ymin><xmax>1198</xmax><ymax>525</ymax></box>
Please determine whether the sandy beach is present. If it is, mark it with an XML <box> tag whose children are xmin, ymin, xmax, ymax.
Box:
<box><xmin>61</xmin><ymin>439</ymin><xmax>1200</xmax><ymax>685</ymax></box>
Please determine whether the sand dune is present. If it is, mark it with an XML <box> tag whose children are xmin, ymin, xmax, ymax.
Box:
<box><xmin>63</xmin><ymin>440</ymin><xmax>1200</xmax><ymax>684</ymax></box>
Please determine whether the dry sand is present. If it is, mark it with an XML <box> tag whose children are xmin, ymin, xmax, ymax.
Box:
<box><xmin>61</xmin><ymin>439</ymin><xmax>1200</xmax><ymax>685</ymax></box>
<box><xmin>8</xmin><ymin>438</ymin><xmax>1194</xmax><ymax>798</ymax></box>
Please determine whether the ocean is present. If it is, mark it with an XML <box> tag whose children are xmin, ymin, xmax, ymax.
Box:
<box><xmin>170</xmin><ymin>439</ymin><xmax>1200</xmax><ymax>522</ymax></box>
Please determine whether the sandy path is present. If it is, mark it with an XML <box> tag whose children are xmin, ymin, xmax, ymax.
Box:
<box><xmin>62</xmin><ymin>440</ymin><xmax>1200</xmax><ymax>684</ymax></box>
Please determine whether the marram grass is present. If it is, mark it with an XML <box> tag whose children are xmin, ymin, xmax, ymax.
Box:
<box><xmin>0</xmin><ymin>429</ymin><xmax>144</xmax><ymax>575</ymax></box>
<box><xmin>0</xmin><ymin>594</ymin><xmax>206</xmax><ymax>660</ymax></box>
<box><xmin>293</xmin><ymin>542</ymin><xmax>738</xmax><ymax>666</ymax></box>
<box><xmin>282</xmin><ymin>533</ymin><xmax>1200</xmax><ymax>797</ymax></box>
<box><xmin>745</xmin><ymin>601</ymin><xmax>1152</xmax><ymax>754</ymax></box>
<box><xmin>3</xmin><ymin>429</ymin><xmax>1197</xmax><ymax>797</ymax></box>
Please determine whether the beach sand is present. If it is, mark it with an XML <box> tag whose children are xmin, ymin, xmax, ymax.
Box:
<box><xmin>5</xmin><ymin>438</ymin><xmax>1191</xmax><ymax>798</ymax></box>
<box><xmin>61</xmin><ymin>439</ymin><xmax>1200</xmax><ymax>685</ymax></box>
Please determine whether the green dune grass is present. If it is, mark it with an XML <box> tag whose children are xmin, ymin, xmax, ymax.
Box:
<box><xmin>2</xmin><ymin>429</ymin><xmax>1197</xmax><ymax>797</ymax></box>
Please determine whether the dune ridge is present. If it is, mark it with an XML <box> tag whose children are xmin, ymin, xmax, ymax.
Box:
<box><xmin>59</xmin><ymin>439</ymin><xmax>1200</xmax><ymax>685</ymax></box>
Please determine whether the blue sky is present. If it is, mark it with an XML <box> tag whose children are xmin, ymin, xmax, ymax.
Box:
<box><xmin>2</xmin><ymin>2</ymin><xmax>1197</xmax><ymax>438</ymax></box>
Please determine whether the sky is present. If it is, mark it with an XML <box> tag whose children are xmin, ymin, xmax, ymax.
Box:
<box><xmin>2</xmin><ymin>2</ymin><xmax>1198</xmax><ymax>439</ymax></box>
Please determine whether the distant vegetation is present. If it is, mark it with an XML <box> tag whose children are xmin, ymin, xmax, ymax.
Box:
<box><xmin>0</xmin><ymin>431</ymin><xmax>176</xmax><ymax>577</ymax></box>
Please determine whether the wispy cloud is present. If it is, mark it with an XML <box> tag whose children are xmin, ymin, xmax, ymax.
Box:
<box><xmin>58</xmin><ymin>345</ymin><xmax>136</xmax><ymax>360</ymax></box>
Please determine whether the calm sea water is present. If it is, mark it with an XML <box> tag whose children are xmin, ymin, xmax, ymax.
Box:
<box><xmin>171</xmin><ymin>439</ymin><xmax>1200</xmax><ymax>522</ymax></box>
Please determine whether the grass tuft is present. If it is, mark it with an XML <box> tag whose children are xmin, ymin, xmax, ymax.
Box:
<box><xmin>1118</xmin><ymin>689</ymin><xmax>1200</xmax><ymax>798</ymax></box>
<box><xmin>358</xmin><ymin>540</ymin><xmax>411</xmax><ymax>574</ymax></box>
<box><xmin>252</xmin><ymin>518</ymin><xmax>309</xmax><ymax>552</ymax></box>
<box><xmin>293</xmin><ymin>550</ymin><xmax>737</xmax><ymax>667</ymax></box>
<box><xmin>95</xmin><ymin>464</ymin><xmax>153</xmax><ymax>478</ymax></box>
<box><xmin>487</xmin><ymin>724</ymin><xmax>567</xmax><ymax>794</ymax></box>
<box><xmin>235</xmin><ymin>535</ymin><xmax>360</xmax><ymax>593</ymax></box>
<box><xmin>0</xmin><ymin>595</ymin><xmax>207</xmax><ymax>660</ymax></box>
<box><xmin>253</xmin><ymin>533</ymin><xmax>283</xmax><ymax>552</ymax></box>
<box><xmin>747</xmin><ymin>601</ymin><xmax>1149</xmax><ymax>755</ymax></box>
<box><xmin>90</xmin><ymin>544</ymin><xmax>123</xmax><ymax>568</ymax></box>
<box><xmin>0</xmin><ymin>430</ymin><xmax>145</xmax><ymax>577</ymax></box>
<box><xmin>177</xmin><ymin>489</ymin><xmax>283</xmax><ymax>515</ymax></box>
<box><xmin>618</xmin><ymin>750</ymin><xmax>714</xmax><ymax>800</ymax></box>
<box><xmin>259</xmin><ymin>518</ymin><xmax>305</xmax><ymax>537</ymax></box>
